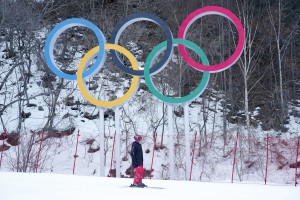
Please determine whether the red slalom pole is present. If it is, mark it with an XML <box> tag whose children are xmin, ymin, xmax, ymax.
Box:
<box><xmin>35</xmin><ymin>130</ymin><xmax>44</xmax><ymax>173</ymax></box>
<box><xmin>0</xmin><ymin>131</ymin><xmax>6</xmax><ymax>169</ymax></box>
<box><xmin>295</xmin><ymin>137</ymin><xmax>300</xmax><ymax>187</ymax></box>
<box><xmin>231</xmin><ymin>131</ymin><xmax>239</xmax><ymax>183</ymax></box>
<box><xmin>109</xmin><ymin>131</ymin><xmax>116</xmax><ymax>177</ymax></box>
<box><xmin>73</xmin><ymin>130</ymin><xmax>80</xmax><ymax>175</ymax></box>
<box><xmin>189</xmin><ymin>131</ymin><xmax>197</xmax><ymax>181</ymax></box>
<box><xmin>265</xmin><ymin>133</ymin><xmax>269</xmax><ymax>185</ymax></box>
<box><xmin>150</xmin><ymin>132</ymin><xmax>157</xmax><ymax>179</ymax></box>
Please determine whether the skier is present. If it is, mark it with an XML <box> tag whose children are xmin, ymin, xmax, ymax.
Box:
<box><xmin>130</xmin><ymin>134</ymin><xmax>147</xmax><ymax>187</ymax></box>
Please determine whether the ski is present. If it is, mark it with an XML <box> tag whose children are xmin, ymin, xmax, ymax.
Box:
<box><xmin>120</xmin><ymin>185</ymin><xmax>165</xmax><ymax>189</ymax></box>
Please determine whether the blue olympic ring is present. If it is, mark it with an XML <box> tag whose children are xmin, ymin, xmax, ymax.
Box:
<box><xmin>44</xmin><ymin>18</ymin><xmax>106</xmax><ymax>80</ymax></box>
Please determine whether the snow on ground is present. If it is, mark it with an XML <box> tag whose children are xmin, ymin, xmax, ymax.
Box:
<box><xmin>0</xmin><ymin>172</ymin><xmax>299</xmax><ymax>200</ymax></box>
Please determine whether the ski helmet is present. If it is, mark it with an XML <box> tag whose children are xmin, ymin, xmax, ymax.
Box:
<box><xmin>134</xmin><ymin>134</ymin><xmax>142</xmax><ymax>141</ymax></box>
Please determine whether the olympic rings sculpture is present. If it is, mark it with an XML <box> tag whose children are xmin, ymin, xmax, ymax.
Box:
<box><xmin>44</xmin><ymin>6</ymin><xmax>245</xmax><ymax>108</ymax></box>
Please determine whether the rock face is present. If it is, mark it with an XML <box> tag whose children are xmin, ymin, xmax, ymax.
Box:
<box><xmin>6</xmin><ymin>132</ymin><xmax>21</xmax><ymax>146</ymax></box>
<box><xmin>43</xmin><ymin>128</ymin><xmax>76</xmax><ymax>140</ymax></box>
<box><xmin>87</xmin><ymin>146</ymin><xmax>100</xmax><ymax>153</ymax></box>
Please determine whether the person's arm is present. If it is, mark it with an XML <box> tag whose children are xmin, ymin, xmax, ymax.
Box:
<box><xmin>130</xmin><ymin>143</ymin><xmax>135</xmax><ymax>157</ymax></box>
<box><xmin>130</xmin><ymin>142</ymin><xmax>137</xmax><ymax>167</ymax></box>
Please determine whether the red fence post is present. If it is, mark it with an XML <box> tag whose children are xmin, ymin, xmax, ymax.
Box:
<box><xmin>109</xmin><ymin>131</ymin><xmax>116</xmax><ymax>177</ymax></box>
<box><xmin>35</xmin><ymin>130</ymin><xmax>45</xmax><ymax>173</ymax></box>
<box><xmin>73</xmin><ymin>130</ymin><xmax>80</xmax><ymax>175</ymax></box>
<box><xmin>189</xmin><ymin>131</ymin><xmax>197</xmax><ymax>181</ymax></box>
<box><xmin>150</xmin><ymin>132</ymin><xmax>158</xmax><ymax>179</ymax></box>
<box><xmin>265</xmin><ymin>133</ymin><xmax>269</xmax><ymax>185</ymax></box>
<box><xmin>231</xmin><ymin>131</ymin><xmax>239</xmax><ymax>183</ymax></box>
<box><xmin>295</xmin><ymin>137</ymin><xmax>300</xmax><ymax>187</ymax></box>
<box><xmin>0</xmin><ymin>131</ymin><xmax>6</xmax><ymax>169</ymax></box>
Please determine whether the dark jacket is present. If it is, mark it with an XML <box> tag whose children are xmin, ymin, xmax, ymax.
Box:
<box><xmin>130</xmin><ymin>141</ymin><xmax>143</xmax><ymax>168</ymax></box>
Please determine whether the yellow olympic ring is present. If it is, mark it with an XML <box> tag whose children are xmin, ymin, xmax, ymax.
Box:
<box><xmin>77</xmin><ymin>44</ymin><xmax>140</xmax><ymax>108</ymax></box>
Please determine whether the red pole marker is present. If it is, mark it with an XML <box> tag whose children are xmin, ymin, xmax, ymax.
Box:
<box><xmin>0</xmin><ymin>131</ymin><xmax>6</xmax><ymax>169</ymax></box>
<box><xmin>295</xmin><ymin>137</ymin><xmax>300</xmax><ymax>187</ymax></box>
<box><xmin>73</xmin><ymin>130</ymin><xmax>80</xmax><ymax>175</ymax></box>
<box><xmin>231</xmin><ymin>131</ymin><xmax>239</xmax><ymax>183</ymax></box>
<box><xmin>189</xmin><ymin>131</ymin><xmax>197</xmax><ymax>181</ymax></box>
<box><xmin>36</xmin><ymin>130</ymin><xmax>45</xmax><ymax>173</ymax></box>
<box><xmin>265</xmin><ymin>133</ymin><xmax>269</xmax><ymax>185</ymax></box>
<box><xmin>150</xmin><ymin>132</ymin><xmax>157</xmax><ymax>179</ymax></box>
<box><xmin>109</xmin><ymin>131</ymin><xmax>116</xmax><ymax>177</ymax></box>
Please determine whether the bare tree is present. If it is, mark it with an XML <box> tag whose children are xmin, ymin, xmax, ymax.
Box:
<box><xmin>266</xmin><ymin>0</ymin><xmax>300</xmax><ymax>121</ymax></box>
<box><xmin>234</xmin><ymin>0</ymin><xmax>265</xmax><ymax>150</ymax></box>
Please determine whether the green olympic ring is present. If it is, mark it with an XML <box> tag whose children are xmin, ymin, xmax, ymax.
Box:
<box><xmin>144</xmin><ymin>38</ymin><xmax>210</xmax><ymax>104</ymax></box>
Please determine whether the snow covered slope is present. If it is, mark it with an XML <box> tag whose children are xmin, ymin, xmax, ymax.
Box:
<box><xmin>0</xmin><ymin>172</ymin><xmax>299</xmax><ymax>200</ymax></box>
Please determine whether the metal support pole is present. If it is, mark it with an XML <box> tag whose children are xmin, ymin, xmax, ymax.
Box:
<box><xmin>167</xmin><ymin>105</ymin><xmax>174</xmax><ymax>180</ymax></box>
<box><xmin>109</xmin><ymin>131</ymin><xmax>116</xmax><ymax>177</ymax></box>
<box><xmin>115</xmin><ymin>107</ymin><xmax>121</xmax><ymax>178</ymax></box>
<box><xmin>184</xmin><ymin>103</ymin><xmax>191</xmax><ymax>180</ymax></box>
<box><xmin>190</xmin><ymin>131</ymin><xmax>197</xmax><ymax>181</ymax></box>
<box><xmin>99</xmin><ymin>108</ymin><xmax>105</xmax><ymax>177</ymax></box>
